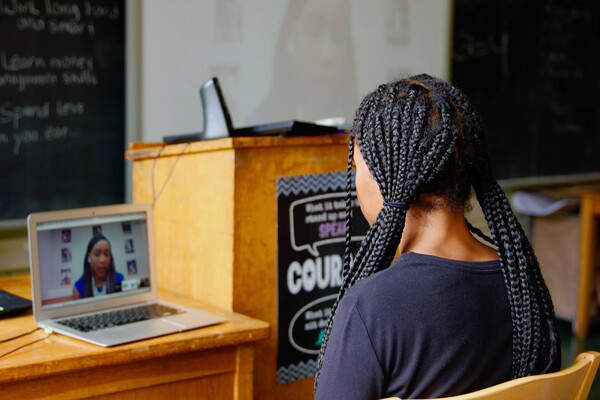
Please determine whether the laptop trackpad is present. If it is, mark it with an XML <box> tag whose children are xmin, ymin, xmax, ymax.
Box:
<box><xmin>164</xmin><ymin>309</ymin><xmax>224</xmax><ymax>328</ymax></box>
<box><xmin>87</xmin><ymin>319</ymin><xmax>183</xmax><ymax>346</ymax></box>
<box><xmin>160</xmin><ymin>317</ymin><xmax>187</xmax><ymax>329</ymax></box>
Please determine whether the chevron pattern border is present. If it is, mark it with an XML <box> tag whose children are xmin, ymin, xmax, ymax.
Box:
<box><xmin>277</xmin><ymin>171</ymin><xmax>355</xmax><ymax>197</ymax></box>
<box><xmin>276</xmin><ymin>358</ymin><xmax>318</xmax><ymax>384</ymax></box>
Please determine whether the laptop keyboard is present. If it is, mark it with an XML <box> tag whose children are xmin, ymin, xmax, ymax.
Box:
<box><xmin>57</xmin><ymin>303</ymin><xmax>182</xmax><ymax>332</ymax></box>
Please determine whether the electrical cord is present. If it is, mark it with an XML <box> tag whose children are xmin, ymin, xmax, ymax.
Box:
<box><xmin>150</xmin><ymin>143</ymin><xmax>190</xmax><ymax>207</ymax></box>
<box><xmin>0</xmin><ymin>327</ymin><xmax>40</xmax><ymax>343</ymax></box>
<box><xmin>0</xmin><ymin>327</ymin><xmax>53</xmax><ymax>359</ymax></box>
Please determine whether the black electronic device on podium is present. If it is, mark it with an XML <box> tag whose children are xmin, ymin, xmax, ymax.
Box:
<box><xmin>163</xmin><ymin>77</ymin><xmax>338</xmax><ymax>144</ymax></box>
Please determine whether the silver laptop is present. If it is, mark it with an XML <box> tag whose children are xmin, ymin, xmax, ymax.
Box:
<box><xmin>27</xmin><ymin>203</ymin><xmax>224</xmax><ymax>347</ymax></box>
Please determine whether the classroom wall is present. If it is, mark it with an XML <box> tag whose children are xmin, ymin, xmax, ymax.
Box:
<box><xmin>0</xmin><ymin>0</ymin><xmax>451</xmax><ymax>273</ymax></box>
<box><xmin>138</xmin><ymin>0</ymin><xmax>451</xmax><ymax>142</ymax></box>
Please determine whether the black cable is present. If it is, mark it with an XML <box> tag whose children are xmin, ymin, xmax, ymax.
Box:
<box><xmin>150</xmin><ymin>143</ymin><xmax>190</xmax><ymax>207</ymax></box>
<box><xmin>0</xmin><ymin>331</ymin><xmax>53</xmax><ymax>359</ymax></box>
<box><xmin>0</xmin><ymin>327</ymin><xmax>40</xmax><ymax>343</ymax></box>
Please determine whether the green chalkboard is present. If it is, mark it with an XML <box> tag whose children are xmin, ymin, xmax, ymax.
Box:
<box><xmin>0</xmin><ymin>0</ymin><xmax>125</xmax><ymax>221</ymax></box>
<box><xmin>452</xmin><ymin>0</ymin><xmax>600</xmax><ymax>180</ymax></box>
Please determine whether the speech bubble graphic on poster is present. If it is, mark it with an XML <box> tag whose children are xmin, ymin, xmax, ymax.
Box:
<box><xmin>288</xmin><ymin>294</ymin><xmax>337</xmax><ymax>354</ymax></box>
<box><xmin>289</xmin><ymin>192</ymin><xmax>364</xmax><ymax>257</ymax></box>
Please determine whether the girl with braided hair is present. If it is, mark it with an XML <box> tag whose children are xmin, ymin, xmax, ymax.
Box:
<box><xmin>314</xmin><ymin>74</ymin><xmax>561</xmax><ymax>399</ymax></box>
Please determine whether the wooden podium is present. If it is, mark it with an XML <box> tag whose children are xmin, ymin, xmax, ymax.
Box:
<box><xmin>127</xmin><ymin>135</ymin><xmax>348</xmax><ymax>400</ymax></box>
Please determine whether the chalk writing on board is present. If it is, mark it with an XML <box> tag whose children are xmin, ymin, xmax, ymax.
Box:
<box><xmin>0</xmin><ymin>50</ymin><xmax>96</xmax><ymax>155</ymax></box>
<box><xmin>452</xmin><ymin>0</ymin><xmax>599</xmax><ymax>180</ymax></box>
<box><xmin>453</xmin><ymin>31</ymin><xmax>509</xmax><ymax>80</ymax></box>
<box><xmin>0</xmin><ymin>0</ymin><xmax>125</xmax><ymax>220</ymax></box>
<box><xmin>539</xmin><ymin>4</ymin><xmax>588</xmax><ymax>81</ymax></box>
<box><xmin>0</xmin><ymin>0</ymin><xmax>119</xmax><ymax>35</ymax></box>
<box><xmin>0</xmin><ymin>99</ymin><xmax>84</xmax><ymax>154</ymax></box>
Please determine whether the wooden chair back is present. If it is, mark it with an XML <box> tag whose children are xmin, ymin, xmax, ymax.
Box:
<box><xmin>382</xmin><ymin>351</ymin><xmax>600</xmax><ymax>400</ymax></box>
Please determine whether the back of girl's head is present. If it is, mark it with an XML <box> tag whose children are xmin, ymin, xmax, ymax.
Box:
<box><xmin>315</xmin><ymin>74</ymin><xmax>561</xmax><ymax>390</ymax></box>
<box><xmin>353</xmin><ymin>74</ymin><xmax>481</xmax><ymax>211</ymax></box>
<box><xmin>337</xmin><ymin>73</ymin><xmax>491</xmax><ymax>304</ymax></box>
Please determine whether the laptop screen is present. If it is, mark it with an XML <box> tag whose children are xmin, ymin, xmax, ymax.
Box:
<box><xmin>35</xmin><ymin>211</ymin><xmax>152</xmax><ymax>311</ymax></box>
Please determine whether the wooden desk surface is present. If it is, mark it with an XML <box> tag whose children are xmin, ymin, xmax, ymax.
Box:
<box><xmin>0</xmin><ymin>274</ymin><xmax>270</xmax><ymax>398</ymax></box>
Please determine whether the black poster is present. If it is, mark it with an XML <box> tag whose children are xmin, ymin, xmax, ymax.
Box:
<box><xmin>276</xmin><ymin>171</ymin><xmax>368</xmax><ymax>384</ymax></box>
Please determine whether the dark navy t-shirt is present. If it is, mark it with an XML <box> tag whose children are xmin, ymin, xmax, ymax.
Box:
<box><xmin>315</xmin><ymin>252</ymin><xmax>512</xmax><ymax>400</ymax></box>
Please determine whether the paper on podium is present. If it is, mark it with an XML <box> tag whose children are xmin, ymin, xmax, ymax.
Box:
<box><xmin>510</xmin><ymin>191</ymin><xmax>579</xmax><ymax>217</ymax></box>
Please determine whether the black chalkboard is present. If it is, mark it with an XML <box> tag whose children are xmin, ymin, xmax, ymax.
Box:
<box><xmin>0</xmin><ymin>0</ymin><xmax>125</xmax><ymax>222</ymax></box>
<box><xmin>452</xmin><ymin>0</ymin><xmax>600</xmax><ymax>180</ymax></box>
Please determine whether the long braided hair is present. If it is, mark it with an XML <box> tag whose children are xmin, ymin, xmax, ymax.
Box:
<box><xmin>315</xmin><ymin>74</ymin><xmax>561</xmax><ymax>388</ymax></box>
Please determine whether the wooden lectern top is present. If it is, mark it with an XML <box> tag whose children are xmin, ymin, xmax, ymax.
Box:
<box><xmin>126</xmin><ymin>134</ymin><xmax>349</xmax><ymax>161</ymax></box>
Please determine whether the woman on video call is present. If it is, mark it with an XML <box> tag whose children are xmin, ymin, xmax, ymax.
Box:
<box><xmin>73</xmin><ymin>234</ymin><xmax>124</xmax><ymax>299</ymax></box>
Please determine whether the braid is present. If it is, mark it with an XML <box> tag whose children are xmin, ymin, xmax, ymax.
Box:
<box><xmin>466</xmin><ymin>218</ymin><xmax>495</xmax><ymax>246</ymax></box>
<box><xmin>315</xmin><ymin>74</ymin><xmax>560</xmax><ymax>392</ymax></box>
<box><xmin>316</xmin><ymin>77</ymin><xmax>464</xmax><ymax>389</ymax></box>
<box><xmin>342</xmin><ymin>129</ymin><xmax>356</xmax><ymax>278</ymax></box>
<box><xmin>447</xmin><ymin>75</ymin><xmax>560</xmax><ymax>375</ymax></box>
<box><xmin>472</xmin><ymin>177</ymin><xmax>560</xmax><ymax>377</ymax></box>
